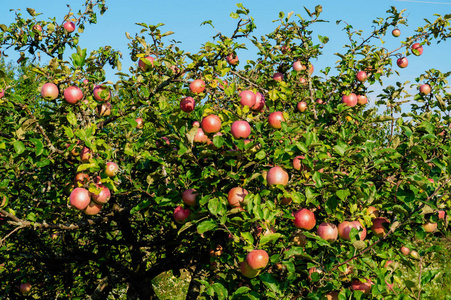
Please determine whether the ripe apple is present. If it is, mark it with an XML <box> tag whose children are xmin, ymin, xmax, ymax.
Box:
<box><xmin>410</xmin><ymin>250</ymin><xmax>420</xmax><ymax>259</ymax></box>
<box><xmin>316</xmin><ymin>99</ymin><xmax>323</xmax><ymax>104</ymax></box>
<box><xmin>317</xmin><ymin>223</ymin><xmax>338</xmax><ymax>242</ymax></box>
<box><xmin>273</xmin><ymin>72</ymin><xmax>284</xmax><ymax>82</ymax></box>
<box><xmin>33</xmin><ymin>24</ymin><xmax>42</xmax><ymax>32</ymax></box>
<box><xmin>0</xmin><ymin>89</ymin><xmax>4</xmax><ymax>98</ymax></box>
<box><xmin>84</xmin><ymin>201</ymin><xmax>103</xmax><ymax>215</ymax></box>
<box><xmin>228</xmin><ymin>187</ymin><xmax>249</xmax><ymax>207</ymax></box>
<box><xmin>64</xmin><ymin>21</ymin><xmax>76</xmax><ymax>33</ymax></box>
<box><xmin>74</xmin><ymin>173</ymin><xmax>89</xmax><ymax>186</ymax></box>
<box><xmin>80</xmin><ymin>146</ymin><xmax>92</xmax><ymax>162</ymax></box>
<box><xmin>371</xmin><ymin>217</ymin><xmax>390</xmax><ymax>237</ymax></box>
<box><xmin>292</xmin><ymin>155</ymin><xmax>308</xmax><ymax>171</ymax></box>
<box><xmin>351</xmin><ymin>278</ymin><xmax>372</xmax><ymax>294</ymax></box>
<box><xmin>19</xmin><ymin>282</ymin><xmax>32</xmax><ymax>295</ymax></box>
<box><xmin>202</xmin><ymin>114</ymin><xmax>221</xmax><ymax>134</ymax></box>
<box><xmin>422</xmin><ymin>221</ymin><xmax>437</xmax><ymax>232</ymax></box>
<box><xmin>267</xmin><ymin>166</ymin><xmax>289</xmax><ymax>186</ymax></box>
<box><xmin>240</xmin><ymin>261</ymin><xmax>260</xmax><ymax>278</ymax></box>
<box><xmin>97</xmin><ymin>102</ymin><xmax>112</xmax><ymax>117</ymax></box>
<box><xmin>356</xmin><ymin>71</ymin><xmax>368</xmax><ymax>82</ymax></box>
<box><xmin>226</xmin><ymin>53</ymin><xmax>239</xmax><ymax>65</ymax></box>
<box><xmin>246</xmin><ymin>249</ymin><xmax>269</xmax><ymax>270</ymax></box>
<box><xmin>400</xmin><ymin>246</ymin><xmax>410</xmax><ymax>256</ymax></box>
<box><xmin>192</xmin><ymin>121</ymin><xmax>200</xmax><ymax>127</ymax></box>
<box><xmin>138</xmin><ymin>56</ymin><xmax>154</xmax><ymax>71</ymax></box>
<box><xmin>193</xmin><ymin>127</ymin><xmax>210</xmax><ymax>143</ymax></box>
<box><xmin>41</xmin><ymin>83</ymin><xmax>59</xmax><ymax>100</ymax></box>
<box><xmin>292</xmin><ymin>233</ymin><xmax>307</xmax><ymax>246</ymax></box>
<box><xmin>357</xmin><ymin>95</ymin><xmax>368</xmax><ymax>105</ymax></box>
<box><xmin>397</xmin><ymin>57</ymin><xmax>408</xmax><ymax>68</ymax></box>
<box><xmin>239</xmin><ymin>90</ymin><xmax>256</xmax><ymax>108</ymax></box>
<box><xmin>105</xmin><ymin>162</ymin><xmax>119</xmax><ymax>177</ymax></box>
<box><xmin>135</xmin><ymin>118</ymin><xmax>144</xmax><ymax>129</ymax></box>
<box><xmin>189</xmin><ymin>79</ymin><xmax>206</xmax><ymax>94</ymax></box>
<box><xmin>297</xmin><ymin>101</ymin><xmax>307</xmax><ymax>112</ymax></box>
<box><xmin>173</xmin><ymin>206</ymin><xmax>190</xmax><ymax>224</ymax></box>
<box><xmin>292</xmin><ymin>61</ymin><xmax>314</xmax><ymax>74</ymax></box>
<box><xmin>231</xmin><ymin>120</ymin><xmax>251</xmax><ymax>139</ymax></box>
<box><xmin>93</xmin><ymin>85</ymin><xmax>111</xmax><ymax>101</ymax></box>
<box><xmin>299</xmin><ymin>77</ymin><xmax>307</xmax><ymax>85</ymax></box>
<box><xmin>294</xmin><ymin>208</ymin><xmax>316</xmax><ymax>230</ymax></box>
<box><xmin>268</xmin><ymin>111</ymin><xmax>285</xmax><ymax>129</ymax></box>
<box><xmin>366</xmin><ymin>206</ymin><xmax>379</xmax><ymax>218</ymax></box>
<box><xmin>180</xmin><ymin>96</ymin><xmax>195</xmax><ymax>112</ymax></box>
<box><xmin>392</xmin><ymin>28</ymin><xmax>401</xmax><ymax>37</ymax></box>
<box><xmin>411</xmin><ymin>43</ymin><xmax>423</xmax><ymax>56</ymax></box>
<box><xmin>182</xmin><ymin>189</ymin><xmax>198</xmax><ymax>207</ymax></box>
<box><xmin>342</xmin><ymin>93</ymin><xmax>358</xmax><ymax>107</ymax></box>
<box><xmin>64</xmin><ymin>86</ymin><xmax>83</xmax><ymax>104</ymax></box>
<box><xmin>419</xmin><ymin>84</ymin><xmax>431</xmax><ymax>95</ymax></box>
<box><xmin>338</xmin><ymin>221</ymin><xmax>367</xmax><ymax>241</ymax></box>
<box><xmin>252</xmin><ymin>92</ymin><xmax>265</xmax><ymax>112</ymax></box>
<box><xmin>438</xmin><ymin>210</ymin><xmax>445</xmax><ymax>219</ymax></box>
<box><xmin>70</xmin><ymin>187</ymin><xmax>91</xmax><ymax>210</ymax></box>
<box><xmin>91</xmin><ymin>184</ymin><xmax>111</xmax><ymax>204</ymax></box>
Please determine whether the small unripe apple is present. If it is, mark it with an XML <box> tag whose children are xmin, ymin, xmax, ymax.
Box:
<box><xmin>64</xmin><ymin>21</ymin><xmax>76</xmax><ymax>33</ymax></box>
<box><xmin>400</xmin><ymin>246</ymin><xmax>410</xmax><ymax>256</ymax></box>
<box><xmin>105</xmin><ymin>162</ymin><xmax>119</xmax><ymax>177</ymax></box>
<box><xmin>392</xmin><ymin>28</ymin><xmax>401</xmax><ymax>37</ymax></box>
<box><xmin>357</xmin><ymin>95</ymin><xmax>368</xmax><ymax>105</ymax></box>
<box><xmin>422</xmin><ymin>221</ymin><xmax>437</xmax><ymax>233</ymax></box>
<box><xmin>33</xmin><ymin>24</ymin><xmax>42</xmax><ymax>32</ymax></box>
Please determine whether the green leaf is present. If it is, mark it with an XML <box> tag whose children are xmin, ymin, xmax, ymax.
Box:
<box><xmin>334</xmin><ymin>140</ymin><xmax>348</xmax><ymax>156</ymax></box>
<box><xmin>336</xmin><ymin>189</ymin><xmax>350</xmax><ymax>201</ymax></box>
<box><xmin>212</xmin><ymin>282</ymin><xmax>228</xmax><ymax>300</ymax></box>
<box><xmin>13</xmin><ymin>141</ymin><xmax>25</xmax><ymax>154</ymax></box>
<box><xmin>30</xmin><ymin>138</ymin><xmax>44</xmax><ymax>156</ymax></box>
<box><xmin>197</xmin><ymin>220</ymin><xmax>217</xmax><ymax>234</ymax></box>
<box><xmin>232</xmin><ymin>286</ymin><xmax>251</xmax><ymax>298</ymax></box>
<box><xmin>260</xmin><ymin>273</ymin><xmax>281</xmax><ymax>295</ymax></box>
<box><xmin>241</xmin><ymin>232</ymin><xmax>254</xmax><ymax>246</ymax></box>
<box><xmin>255</xmin><ymin>150</ymin><xmax>266</xmax><ymax>160</ymax></box>
<box><xmin>67</xmin><ymin>112</ymin><xmax>77</xmax><ymax>125</ymax></box>
<box><xmin>260</xmin><ymin>233</ymin><xmax>282</xmax><ymax>246</ymax></box>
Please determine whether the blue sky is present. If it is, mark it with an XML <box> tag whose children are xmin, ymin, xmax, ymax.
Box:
<box><xmin>1</xmin><ymin>0</ymin><xmax>450</xmax><ymax>96</ymax></box>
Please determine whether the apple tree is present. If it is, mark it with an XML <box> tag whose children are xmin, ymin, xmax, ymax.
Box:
<box><xmin>0</xmin><ymin>1</ymin><xmax>450</xmax><ymax>299</ymax></box>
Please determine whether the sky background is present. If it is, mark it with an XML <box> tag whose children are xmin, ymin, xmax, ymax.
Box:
<box><xmin>1</xmin><ymin>0</ymin><xmax>450</xmax><ymax>101</ymax></box>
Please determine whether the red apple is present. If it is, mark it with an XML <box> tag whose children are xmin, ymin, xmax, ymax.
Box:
<box><xmin>400</xmin><ymin>246</ymin><xmax>410</xmax><ymax>256</ymax></box>
<box><xmin>231</xmin><ymin>120</ymin><xmax>251</xmax><ymax>139</ymax></box>
<box><xmin>299</xmin><ymin>77</ymin><xmax>308</xmax><ymax>85</ymax></box>
<box><xmin>422</xmin><ymin>222</ymin><xmax>437</xmax><ymax>233</ymax></box>
<box><xmin>64</xmin><ymin>21</ymin><xmax>76</xmax><ymax>33</ymax></box>
<box><xmin>419</xmin><ymin>84</ymin><xmax>431</xmax><ymax>95</ymax></box>
<box><xmin>91</xmin><ymin>184</ymin><xmax>111</xmax><ymax>204</ymax></box>
<box><xmin>182</xmin><ymin>189</ymin><xmax>198</xmax><ymax>207</ymax></box>
<box><xmin>83</xmin><ymin>201</ymin><xmax>103</xmax><ymax>215</ymax></box>
<box><xmin>273</xmin><ymin>72</ymin><xmax>284</xmax><ymax>82</ymax></box>
<box><xmin>173</xmin><ymin>206</ymin><xmax>190</xmax><ymax>224</ymax></box>
<box><xmin>189</xmin><ymin>79</ymin><xmax>206</xmax><ymax>94</ymax></box>
<box><xmin>226</xmin><ymin>53</ymin><xmax>239</xmax><ymax>65</ymax></box>
<box><xmin>292</xmin><ymin>61</ymin><xmax>314</xmax><ymax>74</ymax></box>
<box><xmin>228</xmin><ymin>187</ymin><xmax>249</xmax><ymax>207</ymax></box>
<box><xmin>292</xmin><ymin>155</ymin><xmax>309</xmax><ymax>171</ymax></box>
<box><xmin>317</xmin><ymin>223</ymin><xmax>338</xmax><ymax>242</ymax></box>
<box><xmin>19</xmin><ymin>283</ymin><xmax>32</xmax><ymax>295</ymax></box>
<box><xmin>267</xmin><ymin>166</ymin><xmax>289</xmax><ymax>186</ymax></box>
<box><xmin>246</xmin><ymin>249</ymin><xmax>269</xmax><ymax>270</ymax></box>
<box><xmin>138</xmin><ymin>56</ymin><xmax>154</xmax><ymax>71</ymax></box>
<box><xmin>33</xmin><ymin>24</ymin><xmax>42</xmax><ymax>32</ymax></box>
<box><xmin>0</xmin><ymin>89</ymin><xmax>4</xmax><ymax>98</ymax></box>
<box><xmin>193</xmin><ymin>128</ymin><xmax>210</xmax><ymax>143</ymax></box>
<box><xmin>338</xmin><ymin>221</ymin><xmax>367</xmax><ymax>241</ymax></box>
<box><xmin>357</xmin><ymin>95</ymin><xmax>368</xmax><ymax>105</ymax></box>
<box><xmin>135</xmin><ymin>118</ymin><xmax>144</xmax><ymax>129</ymax></box>
<box><xmin>239</xmin><ymin>90</ymin><xmax>256</xmax><ymax>108</ymax></box>
<box><xmin>411</xmin><ymin>43</ymin><xmax>423</xmax><ymax>56</ymax></box>
<box><xmin>351</xmin><ymin>278</ymin><xmax>373</xmax><ymax>294</ymax></box>
<box><xmin>74</xmin><ymin>173</ymin><xmax>89</xmax><ymax>186</ymax></box>
<box><xmin>251</xmin><ymin>92</ymin><xmax>265</xmax><ymax>112</ymax></box>
<box><xmin>93</xmin><ymin>85</ymin><xmax>111</xmax><ymax>101</ymax></box>
<box><xmin>80</xmin><ymin>146</ymin><xmax>92</xmax><ymax>162</ymax></box>
<box><xmin>105</xmin><ymin>162</ymin><xmax>119</xmax><ymax>177</ymax></box>
<box><xmin>192</xmin><ymin>121</ymin><xmax>200</xmax><ymax>127</ymax></box>
<box><xmin>268</xmin><ymin>111</ymin><xmax>285</xmax><ymax>129</ymax></box>
<box><xmin>202</xmin><ymin>114</ymin><xmax>221</xmax><ymax>134</ymax></box>
<box><xmin>180</xmin><ymin>96</ymin><xmax>195</xmax><ymax>112</ymax></box>
<box><xmin>397</xmin><ymin>57</ymin><xmax>408</xmax><ymax>68</ymax></box>
<box><xmin>294</xmin><ymin>208</ymin><xmax>316</xmax><ymax>230</ymax></box>
<box><xmin>316</xmin><ymin>98</ymin><xmax>323</xmax><ymax>104</ymax></box>
<box><xmin>371</xmin><ymin>217</ymin><xmax>390</xmax><ymax>237</ymax></box>
<box><xmin>41</xmin><ymin>83</ymin><xmax>59</xmax><ymax>100</ymax></box>
<box><xmin>392</xmin><ymin>28</ymin><xmax>401</xmax><ymax>37</ymax></box>
<box><xmin>438</xmin><ymin>210</ymin><xmax>445</xmax><ymax>219</ymax></box>
<box><xmin>356</xmin><ymin>71</ymin><xmax>368</xmax><ymax>82</ymax></box>
<box><xmin>70</xmin><ymin>187</ymin><xmax>91</xmax><ymax>210</ymax></box>
<box><xmin>342</xmin><ymin>93</ymin><xmax>358</xmax><ymax>107</ymax></box>
<box><xmin>297</xmin><ymin>101</ymin><xmax>307</xmax><ymax>113</ymax></box>
<box><xmin>240</xmin><ymin>261</ymin><xmax>260</xmax><ymax>278</ymax></box>
<box><xmin>64</xmin><ymin>86</ymin><xmax>83</xmax><ymax>104</ymax></box>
